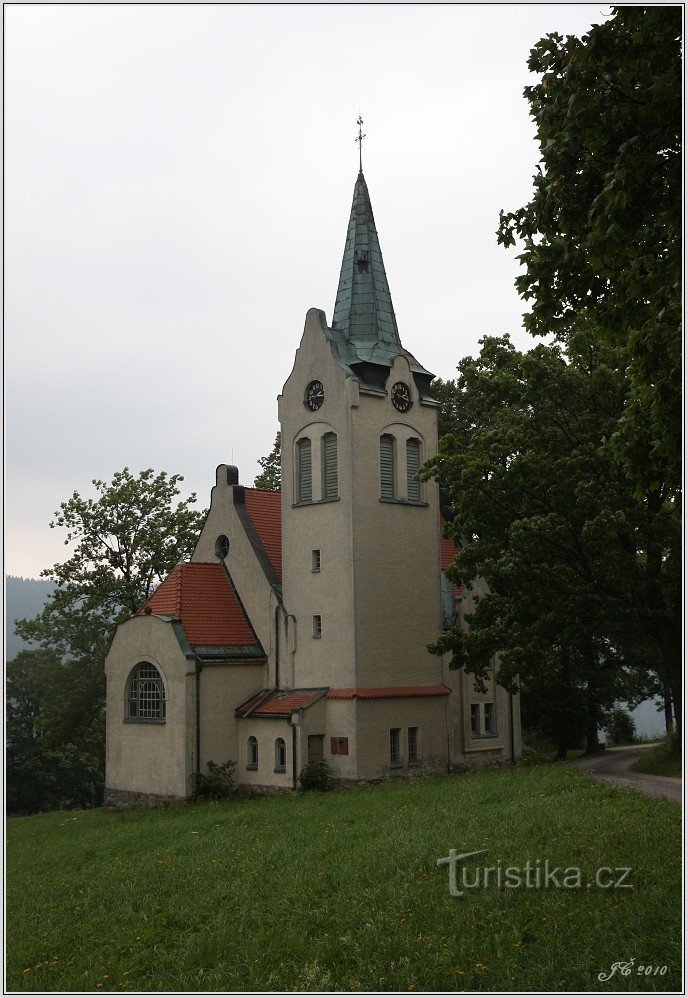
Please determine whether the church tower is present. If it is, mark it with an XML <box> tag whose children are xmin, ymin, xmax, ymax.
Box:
<box><xmin>279</xmin><ymin>170</ymin><xmax>450</xmax><ymax>779</ymax></box>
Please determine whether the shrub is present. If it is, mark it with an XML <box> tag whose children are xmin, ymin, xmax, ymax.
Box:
<box><xmin>298</xmin><ymin>759</ymin><xmax>334</xmax><ymax>792</ymax></box>
<box><xmin>604</xmin><ymin>707</ymin><xmax>637</xmax><ymax>746</ymax></box>
<box><xmin>193</xmin><ymin>759</ymin><xmax>237</xmax><ymax>800</ymax></box>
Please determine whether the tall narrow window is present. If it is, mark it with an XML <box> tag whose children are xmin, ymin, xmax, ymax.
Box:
<box><xmin>380</xmin><ymin>435</ymin><xmax>395</xmax><ymax>500</ymax></box>
<box><xmin>406</xmin><ymin>438</ymin><xmax>421</xmax><ymax>501</ymax></box>
<box><xmin>312</xmin><ymin>549</ymin><xmax>321</xmax><ymax>572</ymax></box>
<box><xmin>390</xmin><ymin>727</ymin><xmax>401</xmax><ymax>766</ymax></box>
<box><xmin>322</xmin><ymin>432</ymin><xmax>338</xmax><ymax>500</ymax></box>
<box><xmin>312</xmin><ymin>614</ymin><xmax>322</xmax><ymax>638</ymax></box>
<box><xmin>247</xmin><ymin>736</ymin><xmax>258</xmax><ymax>769</ymax></box>
<box><xmin>470</xmin><ymin>703</ymin><xmax>480</xmax><ymax>737</ymax></box>
<box><xmin>484</xmin><ymin>702</ymin><xmax>495</xmax><ymax>734</ymax></box>
<box><xmin>408</xmin><ymin>726</ymin><xmax>420</xmax><ymax>764</ymax></box>
<box><xmin>297</xmin><ymin>437</ymin><xmax>312</xmax><ymax>503</ymax></box>
<box><xmin>275</xmin><ymin>738</ymin><xmax>286</xmax><ymax>773</ymax></box>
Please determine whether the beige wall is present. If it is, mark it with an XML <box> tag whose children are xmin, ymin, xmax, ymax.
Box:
<box><xmin>199</xmin><ymin>662</ymin><xmax>266</xmax><ymax>771</ymax></box>
<box><xmin>105</xmin><ymin>616</ymin><xmax>195</xmax><ymax>798</ymax></box>
<box><xmin>236</xmin><ymin>718</ymin><xmax>294</xmax><ymax>790</ymax></box>
<box><xmin>354</xmin><ymin>696</ymin><xmax>452</xmax><ymax>780</ymax></box>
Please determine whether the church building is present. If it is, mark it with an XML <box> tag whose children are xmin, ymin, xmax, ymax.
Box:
<box><xmin>104</xmin><ymin>169</ymin><xmax>521</xmax><ymax>806</ymax></box>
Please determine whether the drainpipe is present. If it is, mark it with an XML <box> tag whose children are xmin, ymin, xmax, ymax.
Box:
<box><xmin>287</xmin><ymin>712</ymin><xmax>298</xmax><ymax>790</ymax></box>
<box><xmin>274</xmin><ymin>604</ymin><xmax>280</xmax><ymax>689</ymax></box>
<box><xmin>195</xmin><ymin>658</ymin><xmax>203</xmax><ymax>776</ymax></box>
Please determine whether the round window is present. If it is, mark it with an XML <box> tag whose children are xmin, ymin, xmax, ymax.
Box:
<box><xmin>215</xmin><ymin>535</ymin><xmax>230</xmax><ymax>559</ymax></box>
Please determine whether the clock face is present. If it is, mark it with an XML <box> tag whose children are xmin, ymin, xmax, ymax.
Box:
<box><xmin>391</xmin><ymin>381</ymin><xmax>413</xmax><ymax>412</ymax></box>
<box><xmin>305</xmin><ymin>380</ymin><xmax>324</xmax><ymax>411</ymax></box>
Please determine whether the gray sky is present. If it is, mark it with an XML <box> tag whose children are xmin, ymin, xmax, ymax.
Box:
<box><xmin>6</xmin><ymin>3</ymin><xmax>611</xmax><ymax>579</ymax></box>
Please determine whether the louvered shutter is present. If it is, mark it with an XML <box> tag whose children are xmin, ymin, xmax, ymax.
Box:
<box><xmin>323</xmin><ymin>433</ymin><xmax>338</xmax><ymax>500</ymax></box>
<box><xmin>406</xmin><ymin>438</ymin><xmax>421</xmax><ymax>501</ymax></box>
<box><xmin>380</xmin><ymin>435</ymin><xmax>395</xmax><ymax>499</ymax></box>
<box><xmin>298</xmin><ymin>438</ymin><xmax>312</xmax><ymax>502</ymax></box>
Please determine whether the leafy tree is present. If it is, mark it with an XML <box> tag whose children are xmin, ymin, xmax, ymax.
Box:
<box><xmin>424</xmin><ymin>334</ymin><xmax>677</xmax><ymax>757</ymax></box>
<box><xmin>603</xmin><ymin>707</ymin><xmax>637</xmax><ymax>747</ymax></box>
<box><xmin>6</xmin><ymin>649</ymin><xmax>105</xmax><ymax>813</ymax></box>
<box><xmin>254</xmin><ymin>433</ymin><xmax>281</xmax><ymax>491</ymax></box>
<box><xmin>497</xmin><ymin>6</ymin><xmax>681</xmax><ymax>487</ymax></box>
<box><xmin>16</xmin><ymin>468</ymin><xmax>205</xmax><ymax>662</ymax></box>
<box><xmin>12</xmin><ymin>468</ymin><xmax>205</xmax><ymax>813</ymax></box>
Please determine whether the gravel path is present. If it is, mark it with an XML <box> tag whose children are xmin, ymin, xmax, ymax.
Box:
<box><xmin>567</xmin><ymin>744</ymin><xmax>682</xmax><ymax>805</ymax></box>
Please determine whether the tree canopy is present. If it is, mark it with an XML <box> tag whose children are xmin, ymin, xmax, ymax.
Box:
<box><xmin>424</xmin><ymin>334</ymin><xmax>678</xmax><ymax>754</ymax></box>
<box><xmin>497</xmin><ymin>6</ymin><xmax>681</xmax><ymax>487</ymax></box>
<box><xmin>254</xmin><ymin>433</ymin><xmax>281</xmax><ymax>491</ymax></box>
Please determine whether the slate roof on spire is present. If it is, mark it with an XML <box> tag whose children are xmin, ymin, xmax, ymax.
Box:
<box><xmin>328</xmin><ymin>172</ymin><xmax>432</xmax><ymax>379</ymax></box>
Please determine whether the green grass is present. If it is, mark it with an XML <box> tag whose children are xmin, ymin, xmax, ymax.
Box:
<box><xmin>633</xmin><ymin>740</ymin><xmax>682</xmax><ymax>779</ymax></box>
<box><xmin>7</xmin><ymin>765</ymin><xmax>681</xmax><ymax>992</ymax></box>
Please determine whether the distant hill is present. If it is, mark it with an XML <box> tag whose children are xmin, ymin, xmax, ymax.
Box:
<box><xmin>5</xmin><ymin>576</ymin><xmax>56</xmax><ymax>661</ymax></box>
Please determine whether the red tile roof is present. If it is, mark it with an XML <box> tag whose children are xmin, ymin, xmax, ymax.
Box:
<box><xmin>243</xmin><ymin>488</ymin><xmax>282</xmax><ymax>583</ymax></box>
<box><xmin>326</xmin><ymin>684</ymin><xmax>452</xmax><ymax>700</ymax></box>
<box><xmin>139</xmin><ymin>563</ymin><xmax>260</xmax><ymax>650</ymax></box>
<box><xmin>235</xmin><ymin>688</ymin><xmax>326</xmax><ymax>717</ymax></box>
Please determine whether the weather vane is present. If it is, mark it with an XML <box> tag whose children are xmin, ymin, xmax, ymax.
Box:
<box><xmin>356</xmin><ymin>115</ymin><xmax>366</xmax><ymax>173</ymax></box>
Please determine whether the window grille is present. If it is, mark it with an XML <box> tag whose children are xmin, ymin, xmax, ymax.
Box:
<box><xmin>322</xmin><ymin>432</ymin><xmax>338</xmax><ymax>500</ymax></box>
<box><xmin>390</xmin><ymin>727</ymin><xmax>401</xmax><ymax>765</ymax></box>
<box><xmin>127</xmin><ymin>662</ymin><xmax>165</xmax><ymax>720</ymax></box>
<box><xmin>297</xmin><ymin>438</ymin><xmax>312</xmax><ymax>502</ymax></box>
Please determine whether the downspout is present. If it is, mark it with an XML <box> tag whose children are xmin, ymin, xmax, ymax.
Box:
<box><xmin>274</xmin><ymin>604</ymin><xmax>280</xmax><ymax>690</ymax></box>
<box><xmin>195</xmin><ymin>657</ymin><xmax>202</xmax><ymax>776</ymax></box>
<box><xmin>287</xmin><ymin>713</ymin><xmax>298</xmax><ymax>790</ymax></box>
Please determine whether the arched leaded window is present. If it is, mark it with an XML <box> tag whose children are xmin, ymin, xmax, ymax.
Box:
<box><xmin>275</xmin><ymin>737</ymin><xmax>286</xmax><ymax>773</ymax></box>
<box><xmin>406</xmin><ymin>438</ymin><xmax>421</xmax><ymax>501</ymax></box>
<box><xmin>296</xmin><ymin>437</ymin><xmax>312</xmax><ymax>503</ymax></box>
<box><xmin>127</xmin><ymin>662</ymin><xmax>166</xmax><ymax>721</ymax></box>
<box><xmin>247</xmin><ymin>736</ymin><xmax>259</xmax><ymax>769</ymax></box>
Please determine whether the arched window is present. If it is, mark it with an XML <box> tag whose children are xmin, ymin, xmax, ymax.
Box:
<box><xmin>247</xmin><ymin>736</ymin><xmax>259</xmax><ymax>769</ymax></box>
<box><xmin>275</xmin><ymin>737</ymin><xmax>286</xmax><ymax>773</ymax></box>
<box><xmin>406</xmin><ymin>438</ymin><xmax>421</xmax><ymax>501</ymax></box>
<box><xmin>127</xmin><ymin>662</ymin><xmax>165</xmax><ymax>721</ymax></box>
<box><xmin>296</xmin><ymin>437</ymin><xmax>312</xmax><ymax>503</ymax></box>
<box><xmin>322</xmin><ymin>432</ymin><xmax>338</xmax><ymax>500</ymax></box>
<box><xmin>380</xmin><ymin>434</ymin><xmax>395</xmax><ymax>500</ymax></box>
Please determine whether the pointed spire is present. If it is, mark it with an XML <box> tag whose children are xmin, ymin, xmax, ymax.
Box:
<box><xmin>331</xmin><ymin>171</ymin><xmax>403</xmax><ymax>362</ymax></box>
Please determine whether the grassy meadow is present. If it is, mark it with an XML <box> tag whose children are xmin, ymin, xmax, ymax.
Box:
<box><xmin>6</xmin><ymin>764</ymin><xmax>681</xmax><ymax>992</ymax></box>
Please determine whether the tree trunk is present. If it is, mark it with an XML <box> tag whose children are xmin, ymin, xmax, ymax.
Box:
<box><xmin>663</xmin><ymin>684</ymin><xmax>674</xmax><ymax>739</ymax></box>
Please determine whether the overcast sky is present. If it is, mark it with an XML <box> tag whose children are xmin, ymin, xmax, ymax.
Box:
<box><xmin>6</xmin><ymin>3</ymin><xmax>611</xmax><ymax>580</ymax></box>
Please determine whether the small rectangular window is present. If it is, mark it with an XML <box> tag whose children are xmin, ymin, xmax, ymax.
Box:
<box><xmin>484</xmin><ymin>702</ymin><xmax>495</xmax><ymax>734</ymax></box>
<box><xmin>312</xmin><ymin>549</ymin><xmax>321</xmax><ymax>572</ymax></box>
<box><xmin>470</xmin><ymin>703</ymin><xmax>480</xmax><ymax>737</ymax></box>
<box><xmin>408</xmin><ymin>726</ymin><xmax>419</xmax><ymax>764</ymax></box>
<box><xmin>297</xmin><ymin>438</ymin><xmax>312</xmax><ymax>503</ymax></box>
<box><xmin>322</xmin><ymin>432</ymin><xmax>338</xmax><ymax>500</ymax></box>
<box><xmin>312</xmin><ymin>614</ymin><xmax>322</xmax><ymax>638</ymax></box>
<box><xmin>406</xmin><ymin>438</ymin><xmax>421</xmax><ymax>501</ymax></box>
<box><xmin>380</xmin><ymin>435</ymin><xmax>395</xmax><ymax>500</ymax></box>
<box><xmin>390</xmin><ymin>727</ymin><xmax>401</xmax><ymax>766</ymax></box>
<box><xmin>330</xmin><ymin>736</ymin><xmax>349</xmax><ymax>756</ymax></box>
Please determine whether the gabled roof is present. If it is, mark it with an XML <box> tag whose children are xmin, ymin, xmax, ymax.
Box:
<box><xmin>138</xmin><ymin>563</ymin><xmax>264</xmax><ymax>658</ymax></box>
<box><xmin>235</xmin><ymin>688</ymin><xmax>328</xmax><ymax>718</ymax></box>
<box><xmin>243</xmin><ymin>488</ymin><xmax>282</xmax><ymax>583</ymax></box>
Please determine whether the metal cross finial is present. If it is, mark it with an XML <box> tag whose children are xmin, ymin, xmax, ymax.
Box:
<box><xmin>355</xmin><ymin>115</ymin><xmax>366</xmax><ymax>173</ymax></box>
